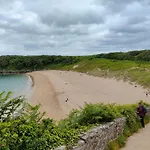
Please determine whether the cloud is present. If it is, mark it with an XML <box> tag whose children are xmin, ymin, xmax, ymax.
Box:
<box><xmin>0</xmin><ymin>0</ymin><xmax>150</xmax><ymax>55</ymax></box>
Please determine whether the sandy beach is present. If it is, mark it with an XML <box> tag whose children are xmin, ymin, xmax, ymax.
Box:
<box><xmin>28</xmin><ymin>70</ymin><xmax>150</xmax><ymax>121</ymax></box>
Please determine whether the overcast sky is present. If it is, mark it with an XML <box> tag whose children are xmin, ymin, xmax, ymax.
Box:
<box><xmin>0</xmin><ymin>0</ymin><xmax>150</xmax><ymax>55</ymax></box>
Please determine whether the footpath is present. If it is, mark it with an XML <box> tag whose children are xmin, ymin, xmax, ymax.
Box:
<box><xmin>121</xmin><ymin>123</ymin><xmax>150</xmax><ymax>150</ymax></box>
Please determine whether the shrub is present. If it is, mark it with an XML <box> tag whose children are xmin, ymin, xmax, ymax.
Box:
<box><xmin>1</xmin><ymin>92</ymin><xmax>150</xmax><ymax>150</ymax></box>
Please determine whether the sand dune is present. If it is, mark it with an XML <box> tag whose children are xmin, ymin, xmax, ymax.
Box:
<box><xmin>28</xmin><ymin>70</ymin><xmax>150</xmax><ymax>120</ymax></box>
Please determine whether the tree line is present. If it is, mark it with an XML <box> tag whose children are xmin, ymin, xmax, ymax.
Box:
<box><xmin>94</xmin><ymin>50</ymin><xmax>150</xmax><ymax>61</ymax></box>
<box><xmin>0</xmin><ymin>55</ymin><xmax>80</xmax><ymax>71</ymax></box>
<box><xmin>0</xmin><ymin>50</ymin><xmax>150</xmax><ymax>71</ymax></box>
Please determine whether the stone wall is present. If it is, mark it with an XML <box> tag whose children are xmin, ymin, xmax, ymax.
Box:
<box><xmin>54</xmin><ymin>118</ymin><xmax>126</xmax><ymax>150</ymax></box>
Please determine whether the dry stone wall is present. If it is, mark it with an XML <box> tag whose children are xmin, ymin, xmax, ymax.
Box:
<box><xmin>53</xmin><ymin>118</ymin><xmax>126</xmax><ymax>150</ymax></box>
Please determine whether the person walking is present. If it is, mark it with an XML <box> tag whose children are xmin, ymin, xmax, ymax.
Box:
<box><xmin>137</xmin><ymin>102</ymin><xmax>147</xmax><ymax>128</ymax></box>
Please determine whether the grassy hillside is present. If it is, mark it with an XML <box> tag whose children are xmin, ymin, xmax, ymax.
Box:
<box><xmin>56</xmin><ymin>58</ymin><xmax>150</xmax><ymax>88</ymax></box>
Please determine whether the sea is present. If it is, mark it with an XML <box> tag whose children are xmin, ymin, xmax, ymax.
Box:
<box><xmin>0</xmin><ymin>74</ymin><xmax>33</xmax><ymax>99</ymax></box>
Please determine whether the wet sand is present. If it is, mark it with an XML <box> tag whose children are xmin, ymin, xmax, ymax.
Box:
<box><xmin>28</xmin><ymin>70</ymin><xmax>150</xmax><ymax>120</ymax></box>
<box><xmin>28</xmin><ymin>72</ymin><xmax>64</xmax><ymax>120</ymax></box>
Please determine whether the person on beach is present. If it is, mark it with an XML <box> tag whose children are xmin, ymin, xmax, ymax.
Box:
<box><xmin>66</xmin><ymin>98</ymin><xmax>68</xmax><ymax>102</ymax></box>
<box><xmin>137</xmin><ymin>102</ymin><xmax>147</xmax><ymax>128</ymax></box>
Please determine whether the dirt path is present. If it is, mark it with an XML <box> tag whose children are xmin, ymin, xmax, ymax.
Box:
<box><xmin>121</xmin><ymin>123</ymin><xmax>150</xmax><ymax>150</ymax></box>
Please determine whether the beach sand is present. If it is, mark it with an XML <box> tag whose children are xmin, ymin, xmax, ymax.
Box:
<box><xmin>28</xmin><ymin>70</ymin><xmax>150</xmax><ymax>121</ymax></box>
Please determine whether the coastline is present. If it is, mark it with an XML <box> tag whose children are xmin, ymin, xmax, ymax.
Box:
<box><xmin>0</xmin><ymin>70</ymin><xmax>31</xmax><ymax>75</ymax></box>
<box><xmin>28</xmin><ymin>71</ymin><xmax>64</xmax><ymax>121</ymax></box>
<box><xmin>26</xmin><ymin>73</ymin><xmax>34</xmax><ymax>87</ymax></box>
<box><xmin>28</xmin><ymin>70</ymin><xmax>150</xmax><ymax>121</ymax></box>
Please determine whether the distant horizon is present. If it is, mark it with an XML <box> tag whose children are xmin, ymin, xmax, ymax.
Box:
<box><xmin>0</xmin><ymin>49</ymin><xmax>149</xmax><ymax>57</ymax></box>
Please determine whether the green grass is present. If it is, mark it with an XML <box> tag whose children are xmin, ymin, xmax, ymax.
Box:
<box><xmin>54</xmin><ymin>58</ymin><xmax>150</xmax><ymax>88</ymax></box>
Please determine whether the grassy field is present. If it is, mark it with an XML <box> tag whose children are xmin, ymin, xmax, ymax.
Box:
<box><xmin>52</xmin><ymin>57</ymin><xmax>150</xmax><ymax>88</ymax></box>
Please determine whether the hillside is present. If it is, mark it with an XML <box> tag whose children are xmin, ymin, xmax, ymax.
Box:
<box><xmin>60</xmin><ymin>58</ymin><xmax>150</xmax><ymax>89</ymax></box>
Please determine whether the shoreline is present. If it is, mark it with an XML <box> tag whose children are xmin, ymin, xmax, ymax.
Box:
<box><xmin>28</xmin><ymin>71</ymin><xmax>64</xmax><ymax>121</ymax></box>
<box><xmin>26</xmin><ymin>73</ymin><xmax>34</xmax><ymax>87</ymax></box>
<box><xmin>28</xmin><ymin>70</ymin><xmax>150</xmax><ymax>121</ymax></box>
<box><xmin>0</xmin><ymin>70</ymin><xmax>31</xmax><ymax>75</ymax></box>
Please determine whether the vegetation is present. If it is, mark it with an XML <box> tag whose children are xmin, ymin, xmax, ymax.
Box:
<box><xmin>0</xmin><ymin>92</ymin><xmax>150</xmax><ymax>150</ymax></box>
<box><xmin>1</xmin><ymin>50</ymin><xmax>150</xmax><ymax>88</ymax></box>
<box><xmin>60</xmin><ymin>58</ymin><xmax>150</xmax><ymax>88</ymax></box>
<box><xmin>0</xmin><ymin>92</ymin><xmax>81</xmax><ymax>150</ymax></box>
<box><xmin>1</xmin><ymin>50</ymin><xmax>150</xmax><ymax>149</ymax></box>
<box><xmin>0</xmin><ymin>49</ymin><xmax>150</xmax><ymax>71</ymax></box>
<box><xmin>106</xmin><ymin>102</ymin><xmax>150</xmax><ymax>150</ymax></box>
<box><xmin>0</xmin><ymin>55</ymin><xmax>80</xmax><ymax>71</ymax></box>
<box><xmin>94</xmin><ymin>50</ymin><xmax>150</xmax><ymax>61</ymax></box>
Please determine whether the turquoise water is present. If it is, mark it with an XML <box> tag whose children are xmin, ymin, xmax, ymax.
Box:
<box><xmin>0</xmin><ymin>74</ymin><xmax>32</xmax><ymax>98</ymax></box>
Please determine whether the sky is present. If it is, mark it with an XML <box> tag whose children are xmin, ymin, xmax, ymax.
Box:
<box><xmin>0</xmin><ymin>0</ymin><xmax>150</xmax><ymax>56</ymax></box>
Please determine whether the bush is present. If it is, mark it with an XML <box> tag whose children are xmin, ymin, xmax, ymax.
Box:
<box><xmin>0</xmin><ymin>93</ymin><xmax>80</xmax><ymax>150</ymax></box>
<box><xmin>0</xmin><ymin>118</ymin><xmax>81</xmax><ymax>150</ymax></box>
<box><xmin>75</xmin><ymin>103</ymin><xmax>121</xmax><ymax>125</ymax></box>
<box><xmin>1</xmin><ymin>93</ymin><xmax>150</xmax><ymax>150</ymax></box>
